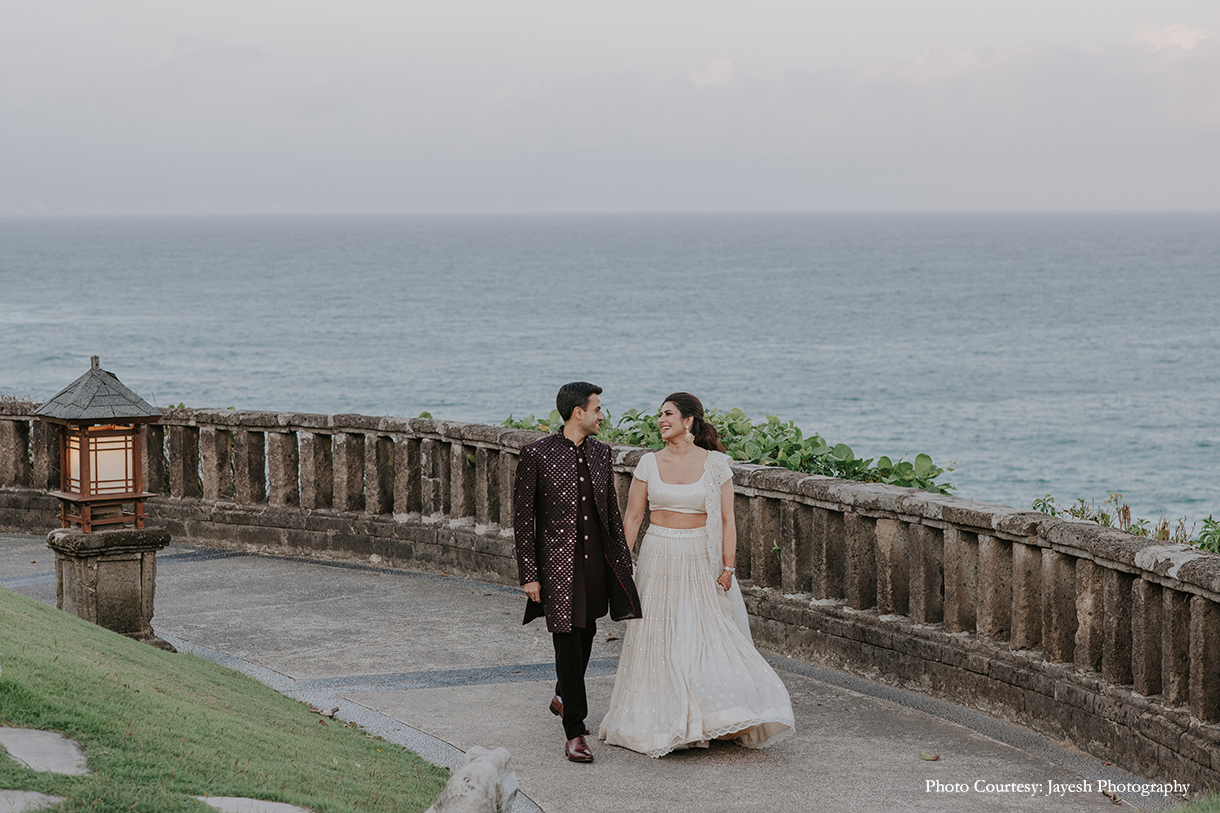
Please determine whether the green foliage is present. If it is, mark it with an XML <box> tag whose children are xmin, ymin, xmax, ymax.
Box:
<box><xmin>1195</xmin><ymin>516</ymin><xmax>1220</xmax><ymax>554</ymax></box>
<box><xmin>502</xmin><ymin>409</ymin><xmax>563</xmax><ymax>433</ymax></box>
<box><xmin>503</xmin><ymin>405</ymin><xmax>955</xmax><ymax>494</ymax></box>
<box><xmin>1031</xmin><ymin>495</ymin><xmax>1058</xmax><ymax>516</ymax></box>
<box><xmin>0</xmin><ymin>589</ymin><xmax>448</xmax><ymax>812</ymax></box>
<box><xmin>1127</xmin><ymin>517</ymin><xmax>1151</xmax><ymax>536</ymax></box>
<box><xmin>1032</xmin><ymin>492</ymin><xmax>1201</xmax><ymax>546</ymax></box>
<box><xmin>601</xmin><ymin>408</ymin><xmax>663</xmax><ymax>448</ymax></box>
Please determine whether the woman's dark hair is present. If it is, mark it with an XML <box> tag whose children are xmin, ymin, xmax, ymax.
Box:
<box><xmin>557</xmin><ymin>381</ymin><xmax>602</xmax><ymax>421</ymax></box>
<box><xmin>662</xmin><ymin>392</ymin><xmax>725</xmax><ymax>452</ymax></box>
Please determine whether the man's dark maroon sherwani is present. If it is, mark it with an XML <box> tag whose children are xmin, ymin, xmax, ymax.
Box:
<box><xmin>514</xmin><ymin>431</ymin><xmax>641</xmax><ymax>740</ymax></box>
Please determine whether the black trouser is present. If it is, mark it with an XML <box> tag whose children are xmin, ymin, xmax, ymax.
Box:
<box><xmin>552</xmin><ymin>620</ymin><xmax>597</xmax><ymax>740</ymax></box>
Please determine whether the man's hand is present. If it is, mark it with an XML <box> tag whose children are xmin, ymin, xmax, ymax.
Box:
<box><xmin>523</xmin><ymin>581</ymin><xmax>542</xmax><ymax>603</ymax></box>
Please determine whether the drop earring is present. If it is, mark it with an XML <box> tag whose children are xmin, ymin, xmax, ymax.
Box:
<box><xmin>684</xmin><ymin>425</ymin><xmax>694</xmax><ymax>444</ymax></box>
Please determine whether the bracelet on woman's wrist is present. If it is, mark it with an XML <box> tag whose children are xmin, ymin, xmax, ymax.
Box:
<box><xmin>723</xmin><ymin>566</ymin><xmax>735</xmax><ymax>573</ymax></box>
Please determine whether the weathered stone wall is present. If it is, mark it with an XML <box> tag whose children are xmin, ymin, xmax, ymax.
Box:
<box><xmin>3</xmin><ymin>402</ymin><xmax>1219</xmax><ymax>790</ymax></box>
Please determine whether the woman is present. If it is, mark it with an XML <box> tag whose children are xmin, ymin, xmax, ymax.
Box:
<box><xmin>598</xmin><ymin>392</ymin><xmax>794</xmax><ymax>757</ymax></box>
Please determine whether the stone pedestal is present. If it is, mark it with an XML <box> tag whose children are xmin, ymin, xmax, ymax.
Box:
<box><xmin>45</xmin><ymin>528</ymin><xmax>175</xmax><ymax>651</ymax></box>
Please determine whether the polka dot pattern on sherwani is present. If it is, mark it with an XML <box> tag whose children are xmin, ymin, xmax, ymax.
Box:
<box><xmin>512</xmin><ymin>432</ymin><xmax>641</xmax><ymax>634</ymax></box>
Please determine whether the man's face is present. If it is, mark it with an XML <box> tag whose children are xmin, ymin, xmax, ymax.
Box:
<box><xmin>575</xmin><ymin>393</ymin><xmax>604</xmax><ymax>435</ymax></box>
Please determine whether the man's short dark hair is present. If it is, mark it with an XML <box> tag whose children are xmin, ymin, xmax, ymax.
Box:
<box><xmin>556</xmin><ymin>382</ymin><xmax>602</xmax><ymax>422</ymax></box>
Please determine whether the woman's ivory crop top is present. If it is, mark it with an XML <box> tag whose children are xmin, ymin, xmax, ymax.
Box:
<box><xmin>632</xmin><ymin>452</ymin><xmax>706</xmax><ymax>514</ymax></box>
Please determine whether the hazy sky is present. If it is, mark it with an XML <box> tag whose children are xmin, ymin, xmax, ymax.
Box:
<box><xmin>4</xmin><ymin>1</ymin><xmax>1219</xmax><ymax>213</ymax></box>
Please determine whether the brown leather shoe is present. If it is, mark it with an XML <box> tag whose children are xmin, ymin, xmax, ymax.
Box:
<box><xmin>565</xmin><ymin>735</ymin><xmax>593</xmax><ymax>763</ymax></box>
<box><xmin>549</xmin><ymin>696</ymin><xmax>588</xmax><ymax>735</ymax></box>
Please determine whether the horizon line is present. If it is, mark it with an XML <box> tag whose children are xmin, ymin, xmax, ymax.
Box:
<box><xmin>2</xmin><ymin>207</ymin><xmax>1220</xmax><ymax>219</ymax></box>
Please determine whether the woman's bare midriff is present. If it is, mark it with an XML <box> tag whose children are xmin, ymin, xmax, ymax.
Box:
<box><xmin>650</xmin><ymin>510</ymin><xmax>708</xmax><ymax>529</ymax></box>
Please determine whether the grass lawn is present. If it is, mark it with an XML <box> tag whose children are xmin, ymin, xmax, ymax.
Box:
<box><xmin>0</xmin><ymin>587</ymin><xmax>449</xmax><ymax>812</ymax></box>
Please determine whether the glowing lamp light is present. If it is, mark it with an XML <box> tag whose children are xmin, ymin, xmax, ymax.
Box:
<box><xmin>34</xmin><ymin>356</ymin><xmax>161</xmax><ymax>532</ymax></box>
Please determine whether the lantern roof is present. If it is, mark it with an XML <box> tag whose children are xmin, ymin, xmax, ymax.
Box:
<box><xmin>34</xmin><ymin>356</ymin><xmax>161</xmax><ymax>424</ymax></box>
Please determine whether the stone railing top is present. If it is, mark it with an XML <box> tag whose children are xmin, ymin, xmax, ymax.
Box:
<box><xmin>4</xmin><ymin>405</ymin><xmax>1215</xmax><ymax>599</ymax></box>
<box><xmin>0</xmin><ymin>400</ymin><xmax>40</xmax><ymax>419</ymax></box>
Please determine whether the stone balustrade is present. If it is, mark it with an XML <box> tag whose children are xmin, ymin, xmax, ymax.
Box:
<box><xmin>2</xmin><ymin>402</ymin><xmax>1219</xmax><ymax>790</ymax></box>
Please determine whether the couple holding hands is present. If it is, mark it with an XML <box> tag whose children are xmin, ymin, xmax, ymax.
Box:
<box><xmin>513</xmin><ymin>382</ymin><xmax>794</xmax><ymax>763</ymax></box>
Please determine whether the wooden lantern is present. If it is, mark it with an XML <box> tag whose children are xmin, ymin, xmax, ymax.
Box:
<box><xmin>35</xmin><ymin>356</ymin><xmax>161</xmax><ymax>532</ymax></box>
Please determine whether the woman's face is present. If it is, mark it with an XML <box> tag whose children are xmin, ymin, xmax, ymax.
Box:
<box><xmin>658</xmin><ymin>401</ymin><xmax>692</xmax><ymax>443</ymax></box>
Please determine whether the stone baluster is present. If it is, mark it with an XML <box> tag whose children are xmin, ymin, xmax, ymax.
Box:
<box><xmin>1161</xmin><ymin>588</ymin><xmax>1192</xmax><ymax>706</ymax></box>
<box><xmin>812</xmin><ymin>508</ymin><xmax>846</xmax><ymax>602</ymax></box>
<box><xmin>450</xmin><ymin>442</ymin><xmax>475</xmax><ymax>519</ymax></box>
<box><xmin>750</xmin><ymin>496</ymin><xmax>783</xmax><ymax>589</ymax></box>
<box><xmin>908</xmin><ymin>524</ymin><xmax>943</xmax><ymax>624</ymax></box>
<box><xmin>30</xmin><ymin>419</ymin><xmax>61</xmax><ymax>491</ymax></box>
<box><xmin>1131</xmin><ymin>578</ymin><xmax>1162</xmax><ymax>696</ymax></box>
<box><xmin>874</xmin><ymin>518</ymin><xmax>909</xmax><ymax>615</ymax></box>
<box><xmin>234</xmin><ymin>430</ymin><xmax>267</xmax><ymax>504</ymax></box>
<box><xmin>420</xmin><ymin>439</ymin><xmax>441</xmax><ymax>515</ymax></box>
<box><xmin>499</xmin><ymin>452</ymin><xmax>518</xmax><ymax>529</ymax></box>
<box><xmin>1189</xmin><ymin>595</ymin><xmax>1220</xmax><ymax>722</ymax></box>
<box><xmin>365</xmin><ymin>435</ymin><xmax>395</xmax><ymax>515</ymax></box>
<box><xmin>267</xmin><ymin>431</ymin><xmax>300</xmax><ymax>506</ymax></box>
<box><xmin>475</xmin><ymin>447</ymin><xmax>499</xmax><ymax>526</ymax></box>
<box><xmin>943</xmin><ymin>528</ymin><xmax>978</xmax><ymax>634</ymax></box>
<box><xmin>299</xmin><ymin>433</ymin><xmax>333</xmax><ymax>510</ymax></box>
<box><xmin>1102</xmin><ymin>570</ymin><xmax>1134</xmax><ymax>685</ymax></box>
<box><xmin>1074</xmin><ymin>559</ymin><xmax>1104</xmax><ymax>672</ymax></box>
<box><xmin>167</xmin><ymin>425</ymin><xmax>202</xmax><ymax>499</ymax></box>
<box><xmin>1010</xmin><ymin>541</ymin><xmax>1042</xmax><ymax>650</ymax></box>
<box><xmin>733</xmin><ymin>492</ymin><xmax>753</xmax><ymax>581</ymax></box>
<box><xmin>1041</xmin><ymin>549</ymin><xmax>1078</xmax><ymax>663</ymax></box>
<box><xmin>394</xmin><ymin>436</ymin><xmax>422</xmax><ymax>515</ymax></box>
<box><xmin>844</xmin><ymin>513</ymin><xmax>877</xmax><ymax>611</ymax></box>
<box><xmin>141</xmin><ymin>424</ymin><xmax>167</xmax><ymax>495</ymax></box>
<box><xmin>976</xmin><ymin>534</ymin><xmax>1011</xmax><ymax>640</ymax></box>
<box><xmin>436</xmin><ymin>441</ymin><xmax>452</xmax><ymax>515</ymax></box>
<box><xmin>332</xmin><ymin>433</ymin><xmax>365</xmax><ymax>512</ymax></box>
<box><xmin>781</xmin><ymin>503</ymin><xmax>815</xmax><ymax>595</ymax></box>
<box><xmin>200</xmin><ymin>427</ymin><xmax>234</xmax><ymax>501</ymax></box>
<box><xmin>0</xmin><ymin>418</ymin><xmax>31</xmax><ymax>488</ymax></box>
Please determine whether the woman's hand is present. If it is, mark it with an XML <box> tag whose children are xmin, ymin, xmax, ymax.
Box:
<box><xmin>716</xmin><ymin>569</ymin><xmax>733</xmax><ymax>591</ymax></box>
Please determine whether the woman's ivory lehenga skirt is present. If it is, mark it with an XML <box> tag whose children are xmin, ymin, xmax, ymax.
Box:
<box><xmin>598</xmin><ymin>525</ymin><xmax>795</xmax><ymax>758</ymax></box>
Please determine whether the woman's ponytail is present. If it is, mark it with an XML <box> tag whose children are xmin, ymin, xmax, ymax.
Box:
<box><xmin>663</xmin><ymin>392</ymin><xmax>726</xmax><ymax>453</ymax></box>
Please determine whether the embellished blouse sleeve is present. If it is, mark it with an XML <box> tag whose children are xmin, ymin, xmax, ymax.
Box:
<box><xmin>633</xmin><ymin>452</ymin><xmax>652</xmax><ymax>483</ymax></box>
<box><xmin>709</xmin><ymin>452</ymin><xmax>734</xmax><ymax>489</ymax></box>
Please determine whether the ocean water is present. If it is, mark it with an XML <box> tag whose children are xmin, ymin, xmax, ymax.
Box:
<box><xmin>1</xmin><ymin>213</ymin><xmax>1218</xmax><ymax>523</ymax></box>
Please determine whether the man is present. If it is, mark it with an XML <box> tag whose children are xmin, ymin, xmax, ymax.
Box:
<box><xmin>514</xmin><ymin>382</ymin><xmax>642</xmax><ymax>763</ymax></box>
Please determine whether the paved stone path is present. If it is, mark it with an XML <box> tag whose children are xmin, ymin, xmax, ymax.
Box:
<box><xmin>1</xmin><ymin>534</ymin><xmax>1189</xmax><ymax>812</ymax></box>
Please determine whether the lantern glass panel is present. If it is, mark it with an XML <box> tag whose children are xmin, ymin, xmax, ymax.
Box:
<box><xmin>90</xmin><ymin>433</ymin><xmax>134</xmax><ymax>495</ymax></box>
<box><xmin>66</xmin><ymin>432</ymin><xmax>82</xmax><ymax>494</ymax></box>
